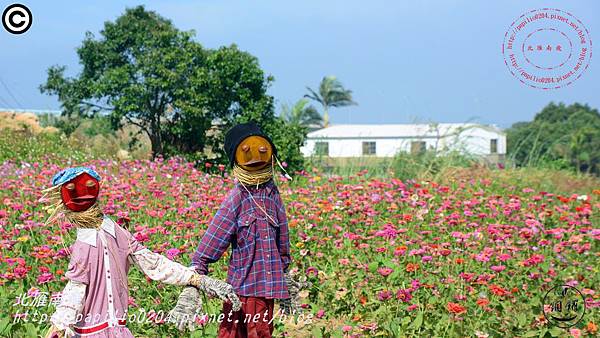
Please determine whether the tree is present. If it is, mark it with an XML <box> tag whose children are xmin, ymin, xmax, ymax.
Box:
<box><xmin>40</xmin><ymin>6</ymin><xmax>273</xmax><ymax>160</ymax></box>
<box><xmin>507</xmin><ymin>102</ymin><xmax>600</xmax><ymax>175</ymax></box>
<box><xmin>280</xmin><ymin>98</ymin><xmax>322</xmax><ymax>129</ymax></box>
<box><xmin>304</xmin><ymin>75</ymin><xmax>357</xmax><ymax>127</ymax></box>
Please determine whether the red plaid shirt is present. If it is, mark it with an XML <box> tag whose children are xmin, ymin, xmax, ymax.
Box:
<box><xmin>192</xmin><ymin>180</ymin><xmax>291</xmax><ymax>299</ymax></box>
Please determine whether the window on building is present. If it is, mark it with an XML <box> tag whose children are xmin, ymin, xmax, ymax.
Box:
<box><xmin>315</xmin><ymin>142</ymin><xmax>329</xmax><ymax>156</ymax></box>
<box><xmin>411</xmin><ymin>141</ymin><xmax>426</xmax><ymax>154</ymax></box>
<box><xmin>490</xmin><ymin>139</ymin><xmax>498</xmax><ymax>154</ymax></box>
<box><xmin>362</xmin><ymin>141</ymin><xmax>376</xmax><ymax>155</ymax></box>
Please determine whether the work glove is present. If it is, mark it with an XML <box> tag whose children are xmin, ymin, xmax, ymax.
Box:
<box><xmin>168</xmin><ymin>286</ymin><xmax>203</xmax><ymax>331</ymax></box>
<box><xmin>279</xmin><ymin>272</ymin><xmax>304</xmax><ymax>315</ymax></box>
<box><xmin>190</xmin><ymin>273</ymin><xmax>242</xmax><ymax>311</ymax></box>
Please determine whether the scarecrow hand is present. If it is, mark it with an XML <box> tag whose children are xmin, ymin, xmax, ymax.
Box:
<box><xmin>168</xmin><ymin>286</ymin><xmax>203</xmax><ymax>331</ymax></box>
<box><xmin>279</xmin><ymin>272</ymin><xmax>304</xmax><ymax>315</ymax></box>
<box><xmin>189</xmin><ymin>274</ymin><xmax>242</xmax><ymax>311</ymax></box>
<box><xmin>44</xmin><ymin>325</ymin><xmax>73</xmax><ymax>338</ymax></box>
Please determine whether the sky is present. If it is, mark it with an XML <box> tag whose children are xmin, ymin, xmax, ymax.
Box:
<box><xmin>0</xmin><ymin>0</ymin><xmax>598</xmax><ymax>128</ymax></box>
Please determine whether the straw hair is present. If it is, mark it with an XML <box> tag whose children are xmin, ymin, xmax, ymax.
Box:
<box><xmin>40</xmin><ymin>184</ymin><xmax>103</xmax><ymax>228</ymax></box>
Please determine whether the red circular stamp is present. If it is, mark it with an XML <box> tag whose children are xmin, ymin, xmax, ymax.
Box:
<box><xmin>502</xmin><ymin>8</ymin><xmax>592</xmax><ymax>89</ymax></box>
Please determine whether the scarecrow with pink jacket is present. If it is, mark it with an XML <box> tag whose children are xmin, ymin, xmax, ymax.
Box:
<box><xmin>42</xmin><ymin>167</ymin><xmax>241</xmax><ymax>337</ymax></box>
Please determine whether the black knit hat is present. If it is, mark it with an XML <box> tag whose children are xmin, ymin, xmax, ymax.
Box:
<box><xmin>224</xmin><ymin>122</ymin><xmax>277</xmax><ymax>167</ymax></box>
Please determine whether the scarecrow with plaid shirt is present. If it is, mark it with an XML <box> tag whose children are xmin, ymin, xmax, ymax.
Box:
<box><xmin>170</xmin><ymin>122</ymin><xmax>302</xmax><ymax>337</ymax></box>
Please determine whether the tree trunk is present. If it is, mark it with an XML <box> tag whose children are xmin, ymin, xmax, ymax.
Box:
<box><xmin>146</xmin><ymin>102</ymin><xmax>164</xmax><ymax>159</ymax></box>
<box><xmin>323</xmin><ymin>106</ymin><xmax>329</xmax><ymax>128</ymax></box>
<box><xmin>149</xmin><ymin>132</ymin><xmax>163</xmax><ymax>159</ymax></box>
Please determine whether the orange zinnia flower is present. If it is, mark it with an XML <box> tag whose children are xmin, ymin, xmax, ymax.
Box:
<box><xmin>587</xmin><ymin>322</ymin><xmax>598</xmax><ymax>334</ymax></box>
<box><xmin>447</xmin><ymin>302</ymin><xmax>467</xmax><ymax>315</ymax></box>
<box><xmin>406</xmin><ymin>263</ymin><xmax>420</xmax><ymax>272</ymax></box>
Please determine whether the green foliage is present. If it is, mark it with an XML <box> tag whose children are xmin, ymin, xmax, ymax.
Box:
<box><xmin>53</xmin><ymin>117</ymin><xmax>81</xmax><ymax>136</ymax></box>
<box><xmin>305</xmin><ymin>75</ymin><xmax>357</xmax><ymax>127</ymax></box>
<box><xmin>265</xmin><ymin>118</ymin><xmax>307</xmax><ymax>173</ymax></box>
<box><xmin>40</xmin><ymin>6</ymin><xmax>285</xmax><ymax>163</ymax></box>
<box><xmin>507</xmin><ymin>102</ymin><xmax>600</xmax><ymax>175</ymax></box>
<box><xmin>390</xmin><ymin>150</ymin><xmax>476</xmax><ymax>180</ymax></box>
<box><xmin>280</xmin><ymin>98</ymin><xmax>322</xmax><ymax>129</ymax></box>
<box><xmin>0</xmin><ymin>129</ymin><xmax>91</xmax><ymax>164</ymax></box>
<box><xmin>307</xmin><ymin>151</ymin><xmax>477</xmax><ymax>182</ymax></box>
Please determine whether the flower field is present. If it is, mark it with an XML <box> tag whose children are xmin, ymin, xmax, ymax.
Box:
<box><xmin>0</xmin><ymin>158</ymin><xmax>599</xmax><ymax>337</ymax></box>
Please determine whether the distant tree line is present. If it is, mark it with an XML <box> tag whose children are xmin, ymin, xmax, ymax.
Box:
<box><xmin>507</xmin><ymin>102</ymin><xmax>600</xmax><ymax>175</ymax></box>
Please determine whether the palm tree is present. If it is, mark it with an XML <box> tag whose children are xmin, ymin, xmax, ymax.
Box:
<box><xmin>304</xmin><ymin>75</ymin><xmax>357</xmax><ymax>128</ymax></box>
<box><xmin>280</xmin><ymin>98</ymin><xmax>323</xmax><ymax>130</ymax></box>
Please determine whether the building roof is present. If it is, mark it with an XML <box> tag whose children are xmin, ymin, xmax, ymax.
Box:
<box><xmin>307</xmin><ymin>123</ymin><xmax>503</xmax><ymax>139</ymax></box>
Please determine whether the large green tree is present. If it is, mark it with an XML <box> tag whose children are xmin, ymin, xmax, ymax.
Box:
<box><xmin>40</xmin><ymin>6</ymin><xmax>275</xmax><ymax>161</ymax></box>
<box><xmin>507</xmin><ymin>102</ymin><xmax>600</xmax><ymax>175</ymax></box>
<box><xmin>305</xmin><ymin>75</ymin><xmax>357</xmax><ymax>128</ymax></box>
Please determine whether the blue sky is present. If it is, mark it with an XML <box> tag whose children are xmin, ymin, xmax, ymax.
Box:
<box><xmin>0</xmin><ymin>0</ymin><xmax>598</xmax><ymax>127</ymax></box>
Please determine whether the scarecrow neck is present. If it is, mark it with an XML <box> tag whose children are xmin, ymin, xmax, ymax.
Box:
<box><xmin>64</xmin><ymin>203</ymin><xmax>104</xmax><ymax>229</ymax></box>
<box><xmin>232</xmin><ymin>163</ymin><xmax>273</xmax><ymax>187</ymax></box>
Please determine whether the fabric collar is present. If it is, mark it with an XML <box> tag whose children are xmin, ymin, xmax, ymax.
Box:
<box><xmin>76</xmin><ymin>217</ymin><xmax>116</xmax><ymax>247</ymax></box>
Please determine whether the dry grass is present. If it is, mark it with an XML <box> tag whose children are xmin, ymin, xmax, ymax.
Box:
<box><xmin>0</xmin><ymin>111</ymin><xmax>58</xmax><ymax>134</ymax></box>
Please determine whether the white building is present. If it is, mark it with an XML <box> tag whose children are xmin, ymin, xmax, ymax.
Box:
<box><xmin>301</xmin><ymin>123</ymin><xmax>506</xmax><ymax>159</ymax></box>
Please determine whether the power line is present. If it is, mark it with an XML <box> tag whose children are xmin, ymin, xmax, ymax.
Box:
<box><xmin>0</xmin><ymin>76</ymin><xmax>24</xmax><ymax>109</ymax></box>
<box><xmin>0</xmin><ymin>93</ymin><xmax>12</xmax><ymax>108</ymax></box>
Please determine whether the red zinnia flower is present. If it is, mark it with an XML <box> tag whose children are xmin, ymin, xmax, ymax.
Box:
<box><xmin>489</xmin><ymin>284</ymin><xmax>509</xmax><ymax>297</ymax></box>
<box><xmin>446</xmin><ymin>302</ymin><xmax>467</xmax><ymax>315</ymax></box>
<box><xmin>476</xmin><ymin>298</ymin><xmax>490</xmax><ymax>307</ymax></box>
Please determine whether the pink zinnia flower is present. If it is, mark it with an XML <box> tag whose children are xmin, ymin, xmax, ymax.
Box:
<box><xmin>378</xmin><ymin>290</ymin><xmax>392</xmax><ymax>301</ymax></box>
<box><xmin>338</xmin><ymin>258</ymin><xmax>350</xmax><ymax>266</ymax></box>
<box><xmin>27</xmin><ymin>287</ymin><xmax>40</xmax><ymax>298</ymax></box>
<box><xmin>490</xmin><ymin>265</ymin><xmax>506</xmax><ymax>272</ymax></box>
<box><xmin>196</xmin><ymin>314</ymin><xmax>209</xmax><ymax>326</ymax></box>
<box><xmin>306</xmin><ymin>266</ymin><xmax>318</xmax><ymax>277</ymax></box>
<box><xmin>37</xmin><ymin>272</ymin><xmax>54</xmax><ymax>284</ymax></box>
<box><xmin>396</xmin><ymin>289</ymin><xmax>412</xmax><ymax>302</ymax></box>
<box><xmin>316</xmin><ymin>309</ymin><xmax>326</xmax><ymax>319</ymax></box>
<box><xmin>569</xmin><ymin>328</ymin><xmax>581</xmax><ymax>338</ymax></box>
<box><xmin>165</xmin><ymin>248</ymin><xmax>180</xmax><ymax>260</ymax></box>
<box><xmin>377</xmin><ymin>267</ymin><xmax>393</xmax><ymax>277</ymax></box>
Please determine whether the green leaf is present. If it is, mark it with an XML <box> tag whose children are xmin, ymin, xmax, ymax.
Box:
<box><xmin>411</xmin><ymin>311</ymin><xmax>423</xmax><ymax>330</ymax></box>
<box><xmin>548</xmin><ymin>327</ymin><xmax>563</xmax><ymax>337</ymax></box>
<box><xmin>0</xmin><ymin>317</ymin><xmax>10</xmax><ymax>334</ymax></box>
<box><xmin>368</xmin><ymin>262</ymin><xmax>378</xmax><ymax>273</ymax></box>
<box><xmin>516</xmin><ymin>313</ymin><xmax>527</xmax><ymax>327</ymax></box>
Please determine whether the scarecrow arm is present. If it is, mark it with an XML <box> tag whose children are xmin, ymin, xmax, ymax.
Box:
<box><xmin>130</xmin><ymin>249</ymin><xmax>196</xmax><ymax>285</ymax></box>
<box><xmin>124</xmin><ymin>225</ymin><xmax>196</xmax><ymax>285</ymax></box>
<box><xmin>191</xmin><ymin>193</ymin><xmax>237</xmax><ymax>275</ymax></box>
<box><xmin>49</xmin><ymin>280</ymin><xmax>86</xmax><ymax>336</ymax></box>
<box><xmin>275</xmin><ymin>191</ymin><xmax>291</xmax><ymax>272</ymax></box>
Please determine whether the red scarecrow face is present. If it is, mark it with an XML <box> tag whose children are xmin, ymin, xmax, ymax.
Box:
<box><xmin>60</xmin><ymin>173</ymin><xmax>100</xmax><ymax>212</ymax></box>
